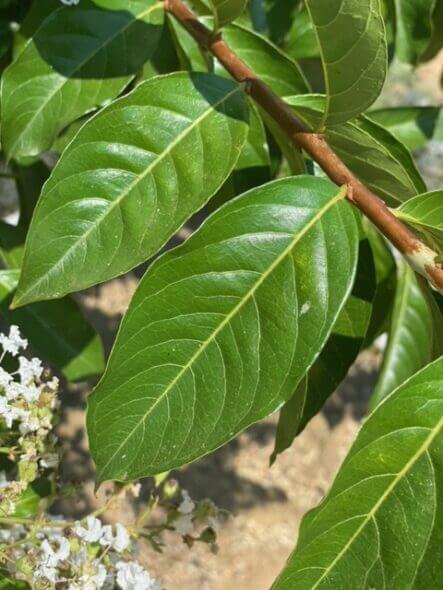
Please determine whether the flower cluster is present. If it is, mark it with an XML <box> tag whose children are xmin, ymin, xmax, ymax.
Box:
<box><xmin>0</xmin><ymin>325</ymin><xmax>59</xmax><ymax>516</ymax></box>
<box><xmin>3</xmin><ymin>516</ymin><xmax>161</xmax><ymax>589</ymax></box>
<box><xmin>0</xmin><ymin>326</ymin><xmax>228</xmax><ymax>589</ymax></box>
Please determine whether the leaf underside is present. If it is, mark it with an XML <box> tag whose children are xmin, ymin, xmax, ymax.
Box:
<box><xmin>305</xmin><ymin>0</ymin><xmax>387</xmax><ymax>126</ymax></box>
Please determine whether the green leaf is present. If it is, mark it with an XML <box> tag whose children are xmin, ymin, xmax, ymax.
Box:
<box><xmin>421</xmin><ymin>0</ymin><xmax>443</xmax><ymax>61</ymax></box>
<box><xmin>286</xmin><ymin>95</ymin><xmax>426</xmax><ymax>206</ymax></box>
<box><xmin>367</xmin><ymin>106</ymin><xmax>441</xmax><ymax>151</ymax></box>
<box><xmin>0</xmin><ymin>575</ymin><xmax>28</xmax><ymax>589</ymax></box>
<box><xmin>13</xmin><ymin>478</ymin><xmax>51</xmax><ymax>518</ymax></box>
<box><xmin>273</xmin><ymin>356</ymin><xmax>443</xmax><ymax>589</ymax></box>
<box><xmin>395</xmin><ymin>190</ymin><xmax>443</xmax><ymax>253</ymax></box>
<box><xmin>285</xmin><ymin>6</ymin><xmax>319</xmax><ymax>59</ymax></box>
<box><xmin>209</xmin><ymin>0</ymin><xmax>248</xmax><ymax>29</ymax></box>
<box><xmin>12</xmin><ymin>0</ymin><xmax>60</xmax><ymax>58</ymax></box>
<box><xmin>363</xmin><ymin>221</ymin><xmax>397</xmax><ymax>345</ymax></box>
<box><xmin>168</xmin><ymin>14</ymin><xmax>213</xmax><ymax>72</ymax></box>
<box><xmin>370</xmin><ymin>262</ymin><xmax>436</xmax><ymax>408</ymax></box>
<box><xmin>217</xmin><ymin>23</ymin><xmax>310</xmax><ymax>96</ymax></box>
<box><xmin>270</xmin><ymin>378</ymin><xmax>307</xmax><ymax>465</ymax></box>
<box><xmin>304</xmin><ymin>0</ymin><xmax>387</xmax><ymax>126</ymax></box>
<box><xmin>87</xmin><ymin>176</ymin><xmax>359</xmax><ymax>484</ymax></box>
<box><xmin>393</xmin><ymin>0</ymin><xmax>436</xmax><ymax>64</ymax></box>
<box><xmin>0</xmin><ymin>270</ymin><xmax>104</xmax><ymax>382</ymax></box>
<box><xmin>13</xmin><ymin>72</ymin><xmax>250</xmax><ymax>306</ymax></box>
<box><xmin>1</xmin><ymin>0</ymin><xmax>164</xmax><ymax>160</ymax></box>
<box><xmin>271</xmin><ymin>234</ymin><xmax>376</xmax><ymax>462</ymax></box>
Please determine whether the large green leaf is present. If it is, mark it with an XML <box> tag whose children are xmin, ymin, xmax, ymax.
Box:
<box><xmin>87</xmin><ymin>176</ymin><xmax>359</xmax><ymax>484</ymax></box>
<box><xmin>395</xmin><ymin>190</ymin><xmax>443</xmax><ymax>253</ymax></box>
<box><xmin>13</xmin><ymin>73</ymin><xmax>249</xmax><ymax>306</ymax></box>
<box><xmin>304</xmin><ymin>0</ymin><xmax>387</xmax><ymax>126</ymax></box>
<box><xmin>370</xmin><ymin>262</ymin><xmax>436</xmax><ymax>407</ymax></box>
<box><xmin>0</xmin><ymin>270</ymin><xmax>104</xmax><ymax>382</ymax></box>
<box><xmin>271</xmin><ymin>234</ymin><xmax>376</xmax><ymax>463</ymax></box>
<box><xmin>209</xmin><ymin>0</ymin><xmax>248</xmax><ymax>29</ymax></box>
<box><xmin>1</xmin><ymin>0</ymin><xmax>164</xmax><ymax>160</ymax></box>
<box><xmin>393</xmin><ymin>0</ymin><xmax>436</xmax><ymax>63</ymax></box>
<box><xmin>273</xmin><ymin>356</ymin><xmax>443</xmax><ymax>589</ymax></box>
<box><xmin>367</xmin><ymin>106</ymin><xmax>441</xmax><ymax>151</ymax></box>
<box><xmin>286</xmin><ymin>95</ymin><xmax>425</xmax><ymax>206</ymax></box>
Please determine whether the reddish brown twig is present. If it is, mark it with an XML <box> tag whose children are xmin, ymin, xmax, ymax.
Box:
<box><xmin>164</xmin><ymin>0</ymin><xmax>443</xmax><ymax>293</ymax></box>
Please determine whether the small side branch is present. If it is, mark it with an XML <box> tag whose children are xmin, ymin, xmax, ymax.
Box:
<box><xmin>164</xmin><ymin>0</ymin><xmax>443</xmax><ymax>293</ymax></box>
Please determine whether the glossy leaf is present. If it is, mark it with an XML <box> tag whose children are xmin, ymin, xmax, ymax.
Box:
<box><xmin>172</xmin><ymin>18</ymin><xmax>309</xmax><ymax>96</ymax></box>
<box><xmin>273</xmin><ymin>357</ymin><xmax>443</xmax><ymax>589</ymax></box>
<box><xmin>218</xmin><ymin>23</ymin><xmax>309</xmax><ymax>96</ymax></box>
<box><xmin>271</xmin><ymin>234</ymin><xmax>376</xmax><ymax>462</ymax></box>
<box><xmin>304</xmin><ymin>0</ymin><xmax>387</xmax><ymax>126</ymax></box>
<box><xmin>367</xmin><ymin>106</ymin><xmax>441</xmax><ymax>151</ymax></box>
<box><xmin>209</xmin><ymin>0</ymin><xmax>248</xmax><ymax>29</ymax></box>
<box><xmin>395</xmin><ymin>190</ymin><xmax>443</xmax><ymax>253</ymax></box>
<box><xmin>393</xmin><ymin>0</ymin><xmax>436</xmax><ymax>63</ymax></box>
<box><xmin>287</xmin><ymin>95</ymin><xmax>426</xmax><ymax>206</ymax></box>
<box><xmin>370</xmin><ymin>262</ymin><xmax>435</xmax><ymax>408</ymax></box>
<box><xmin>0</xmin><ymin>270</ymin><xmax>104</xmax><ymax>382</ymax></box>
<box><xmin>1</xmin><ymin>0</ymin><xmax>165</xmax><ymax>160</ymax></box>
<box><xmin>87</xmin><ymin>176</ymin><xmax>359</xmax><ymax>484</ymax></box>
<box><xmin>13</xmin><ymin>73</ymin><xmax>250</xmax><ymax>306</ymax></box>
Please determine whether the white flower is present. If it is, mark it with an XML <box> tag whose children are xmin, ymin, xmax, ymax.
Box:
<box><xmin>178</xmin><ymin>490</ymin><xmax>195</xmax><ymax>514</ymax></box>
<box><xmin>41</xmin><ymin>537</ymin><xmax>70</xmax><ymax>567</ymax></box>
<box><xmin>36</xmin><ymin>564</ymin><xmax>58</xmax><ymax>583</ymax></box>
<box><xmin>116</xmin><ymin>561</ymin><xmax>161</xmax><ymax>590</ymax></box>
<box><xmin>173</xmin><ymin>513</ymin><xmax>194</xmax><ymax>535</ymax></box>
<box><xmin>100</xmin><ymin>523</ymin><xmax>130</xmax><ymax>553</ymax></box>
<box><xmin>36</xmin><ymin>537</ymin><xmax>70</xmax><ymax>582</ymax></box>
<box><xmin>40</xmin><ymin>452</ymin><xmax>59</xmax><ymax>469</ymax></box>
<box><xmin>5</xmin><ymin>381</ymin><xmax>23</xmax><ymax>401</ymax></box>
<box><xmin>76</xmin><ymin>561</ymin><xmax>107</xmax><ymax>589</ymax></box>
<box><xmin>18</xmin><ymin>356</ymin><xmax>43</xmax><ymax>384</ymax></box>
<box><xmin>0</xmin><ymin>397</ymin><xmax>14</xmax><ymax>427</ymax></box>
<box><xmin>0</xmin><ymin>367</ymin><xmax>12</xmax><ymax>389</ymax></box>
<box><xmin>60</xmin><ymin>0</ymin><xmax>80</xmax><ymax>5</ymax></box>
<box><xmin>0</xmin><ymin>326</ymin><xmax>27</xmax><ymax>356</ymax></box>
<box><xmin>17</xmin><ymin>411</ymin><xmax>40</xmax><ymax>434</ymax></box>
<box><xmin>74</xmin><ymin>515</ymin><xmax>104</xmax><ymax>543</ymax></box>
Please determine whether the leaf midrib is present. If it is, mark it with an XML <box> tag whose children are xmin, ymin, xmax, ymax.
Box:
<box><xmin>96</xmin><ymin>185</ymin><xmax>348</xmax><ymax>480</ymax></box>
<box><xmin>15</xmin><ymin>83</ymin><xmax>244</xmax><ymax>305</ymax></box>
<box><xmin>308</xmin><ymin>413</ymin><xmax>443</xmax><ymax>589</ymax></box>
<box><xmin>7</xmin><ymin>1</ymin><xmax>163</xmax><ymax>159</ymax></box>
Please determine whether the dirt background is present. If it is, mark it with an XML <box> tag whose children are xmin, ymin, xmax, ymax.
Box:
<box><xmin>1</xmin><ymin>50</ymin><xmax>442</xmax><ymax>590</ymax></box>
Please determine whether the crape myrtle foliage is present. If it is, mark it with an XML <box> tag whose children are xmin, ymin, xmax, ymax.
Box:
<box><xmin>0</xmin><ymin>0</ymin><xmax>442</xmax><ymax>587</ymax></box>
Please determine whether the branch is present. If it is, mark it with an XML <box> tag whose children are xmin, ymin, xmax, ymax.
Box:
<box><xmin>164</xmin><ymin>0</ymin><xmax>443</xmax><ymax>294</ymax></box>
